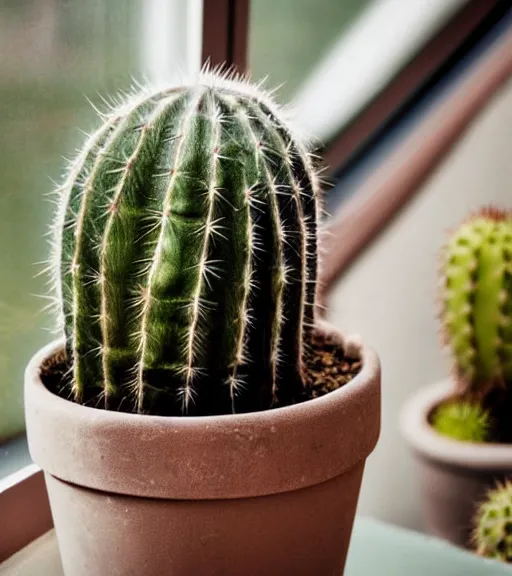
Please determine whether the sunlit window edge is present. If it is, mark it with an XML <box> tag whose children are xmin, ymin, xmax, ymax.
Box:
<box><xmin>0</xmin><ymin>463</ymin><xmax>39</xmax><ymax>494</ymax></box>
<box><xmin>140</xmin><ymin>0</ymin><xmax>203</xmax><ymax>88</ymax></box>
<box><xmin>291</xmin><ymin>0</ymin><xmax>470</xmax><ymax>145</ymax></box>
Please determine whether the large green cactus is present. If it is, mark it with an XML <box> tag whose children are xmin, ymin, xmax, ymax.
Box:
<box><xmin>440</xmin><ymin>208</ymin><xmax>512</xmax><ymax>397</ymax></box>
<box><xmin>52</xmin><ymin>75</ymin><xmax>320</xmax><ymax>416</ymax></box>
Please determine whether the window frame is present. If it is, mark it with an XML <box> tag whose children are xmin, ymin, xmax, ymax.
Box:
<box><xmin>0</xmin><ymin>466</ymin><xmax>51</xmax><ymax>563</ymax></box>
<box><xmin>317</xmin><ymin>2</ymin><xmax>512</xmax><ymax>306</ymax></box>
<box><xmin>201</xmin><ymin>0</ymin><xmax>249</xmax><ymax>72</ymax></box>
<box><xmin>320</xmin><ymin>0</ymin><xmax>503</xmax><ymax>171</ymax></box>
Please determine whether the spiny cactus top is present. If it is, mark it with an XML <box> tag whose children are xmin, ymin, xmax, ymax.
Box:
<box><xmin>473</xmin><ymin>480</ymin><xmax>512</xmax><ymax>562</ymax></box>
<box><xmin>431</xmin><ymin>400</ymin><xmax>491</xmax><ymax>443</ymax></box>
<box><xmin>52</xmin><ymin>73</ymin><xmax>320</xmax><ymax>416</ymax></box>
<box><xmin>440</xmin><ymin>208</ymin><xmax>512</xmax><ymax>397</ymax></box>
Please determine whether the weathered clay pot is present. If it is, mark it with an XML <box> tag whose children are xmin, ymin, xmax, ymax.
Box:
<box><xmin>25</xmin><ymin>324</ymin><xmax>380</xmax><ymax>576</ymax></box>
<box><xmin>401</xmin><ymin>380</ymin><xmax>512</xmax><ymax>549</ymax></box>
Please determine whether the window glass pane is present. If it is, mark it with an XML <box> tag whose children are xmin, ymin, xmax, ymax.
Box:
<box><xmin>249</xmin><ymin>0</ymin><xmax>466</xmax><ymax>143</ymax></box>
<box><xmin>248</xmin><ymin>0</ymin><xmax>371</xmax><ymax>104</ymax></box>
<box><xmin>0</xmin><ymin>0</ymin><xmax>202</xmax><ymax>445</ymax></box>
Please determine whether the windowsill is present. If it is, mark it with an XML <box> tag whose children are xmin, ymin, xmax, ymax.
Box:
<box><xmin>1</xmin><ymin>518</ymin><xmax>508</xmax><ymax>575</ymax></box>
<box><xmin>0</xmin><ymin>465</ymin><xmax>52</xmax><ymax>563</ymax></box>
<box><xmin>0</xmin><ymin>531</ymin><xmax>61</xmax><ymax>576</ymax></box>
<box><xmin>0</xmin><ymin>435</ymin><xmax>31</xmax><ymax>480</ymax></box>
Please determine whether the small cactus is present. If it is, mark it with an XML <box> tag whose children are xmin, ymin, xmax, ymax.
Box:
<box><xmin>440</xmin><ymin>208</ymin><xmax>512</xmax><ymax>398</ymax></box>
<box><xmin>473</xmin><ymin>480</ymin><xmax>512</xmax><ymax>562</ymax></box>
<box><xmin>51</xmin><ymin>73</ymin><xmax>321</xmax><ymax>416</ymax></box>
<box><xmin>431</xmin><ymin>400</ymin><xmax>491</xmax><ymax>443</ymax></box>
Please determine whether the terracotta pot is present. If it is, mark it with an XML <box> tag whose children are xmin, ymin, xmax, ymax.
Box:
<box><xmin>25</xmin><ymin>324</ymin><xmax>380</xmax><ymax>576</ymax></box>
<box><xmin>401</xmin><ymin>380</ymin><xmax>512</xmax><ymax>549</ymax></box>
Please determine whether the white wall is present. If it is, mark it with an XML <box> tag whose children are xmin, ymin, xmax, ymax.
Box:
<box><xmin>326</xmin><ymin>80</ymin><xmax>512</xmax><ymax>530</ymax></box>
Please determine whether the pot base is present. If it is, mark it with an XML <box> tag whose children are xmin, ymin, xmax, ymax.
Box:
<box><xmin>46</xmin><ymin>465</ymin><xmax>364</xmax><ymax>576</ymax></box>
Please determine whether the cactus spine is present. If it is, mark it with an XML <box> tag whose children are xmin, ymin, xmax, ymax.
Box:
<box><xmin>54</xmin><ymin>75</ymin><xmax>320</xmax><ymax>416</ymax></box>
<box><xmin>473</xmin><ymin>480</ymin><xmax>512</xmax><ymax>562</ymax></box>
<box><xmin>440</xmin><ymin>208</ymin><xmax>512</xmax><ymax>397</ymax></box>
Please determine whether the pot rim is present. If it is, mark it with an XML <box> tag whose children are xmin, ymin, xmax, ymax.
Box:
<box><xmin>25</xmin><ymin>321</ymin><xmax>381</xmax><ymax>500</ymax></box>
<box><xmin>400</xmin><ymin>379</ymin><xmax>512</xmax><ymax>471</ymax></box>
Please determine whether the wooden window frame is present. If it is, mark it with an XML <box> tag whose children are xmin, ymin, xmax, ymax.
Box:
<box><xmin>321</xmin><ymin>0</ymin><xmax>505</xmax><ymax>171</ymax></box>
<box><xmin>1</xmin><ymin>0</ymin><xmax>510</xmax><ymax>563</ymax></box>
<box><xmin>201</xmin><ymin>0</ymin><xmax>249</xmax><ymax>73</ymax></box>
<box><xmin>0</xmin><ymin>466</ymin><xmax>52</xmax><ymax>563</ymax></box>
<box><xmin>318</xmin><ymin>21</ymin><xmax>512</xmax><ymax>308</ymax></box>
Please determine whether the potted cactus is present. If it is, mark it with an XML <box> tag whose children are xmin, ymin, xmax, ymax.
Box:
<box><xmin>473</xmin><ymin>479</ymin><xmax>512</xmax><ymax>563</ymax></box>
<box><xmin>401</xmin><ymin>207</ymin><xmax>512</xmax><ymax>549</ymax></box>
<box><xmin>24</xmin><ymin>73</ymin><xmax>381</xmax><ymax>576</ymax></box>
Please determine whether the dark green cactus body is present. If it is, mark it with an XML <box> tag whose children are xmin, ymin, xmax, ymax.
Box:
<box><xmin>441</xmin><ymin>209</ymin><xmax>512</xmax><ymax>397</ymax></box>
<box><xmin>56</xmin><ymin>78</ymin><xmax>319</xmax><ymax>415</ymax></box>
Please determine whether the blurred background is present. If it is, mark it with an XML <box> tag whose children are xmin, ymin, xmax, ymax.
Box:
<box><xmin>0</xmin><ymin>0</ymin><xmax>510</xmax><ymax>534</ymax></box>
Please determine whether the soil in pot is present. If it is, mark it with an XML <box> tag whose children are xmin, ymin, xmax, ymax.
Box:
<box><xmin>40</xmin><ymin>329</ymin><xmax>362</xmax><ymax>416</ymax></box>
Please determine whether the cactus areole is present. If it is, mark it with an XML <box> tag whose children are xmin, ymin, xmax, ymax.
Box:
<box><xmin>440</xmin><ymin>208</ymin><xmax>512</xmax><ymax>398</ymax></box>
<box><xmin>52</xmin><ymin>74</ymin><xmax>325</xmax><ymax>416</ymax></box>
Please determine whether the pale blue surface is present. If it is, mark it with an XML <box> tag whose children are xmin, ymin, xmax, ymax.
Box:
<box><xmin>347</xmin><ymin>517</ymin><xmax>511</xmax><ymax>575</ymax></box>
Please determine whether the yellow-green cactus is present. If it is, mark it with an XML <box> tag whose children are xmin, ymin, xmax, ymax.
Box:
<box><xmin>51</xmin><ymin>74</ymin><xmax>320</xmax><ymax>416</ymax></box>
<box><xmin>440</xmin><ymin>208</ymin><xmax>512</xmax><ymax>397</ymax></box>
<box><xmin>473</xmin><ymin>480</ymin><xmax>512</xmax><ymax>563</ymax></box>
<box><xmin>431</xmin><ymin>400</ymin><xmax>491</xmax><ymax>443</ymax></box>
